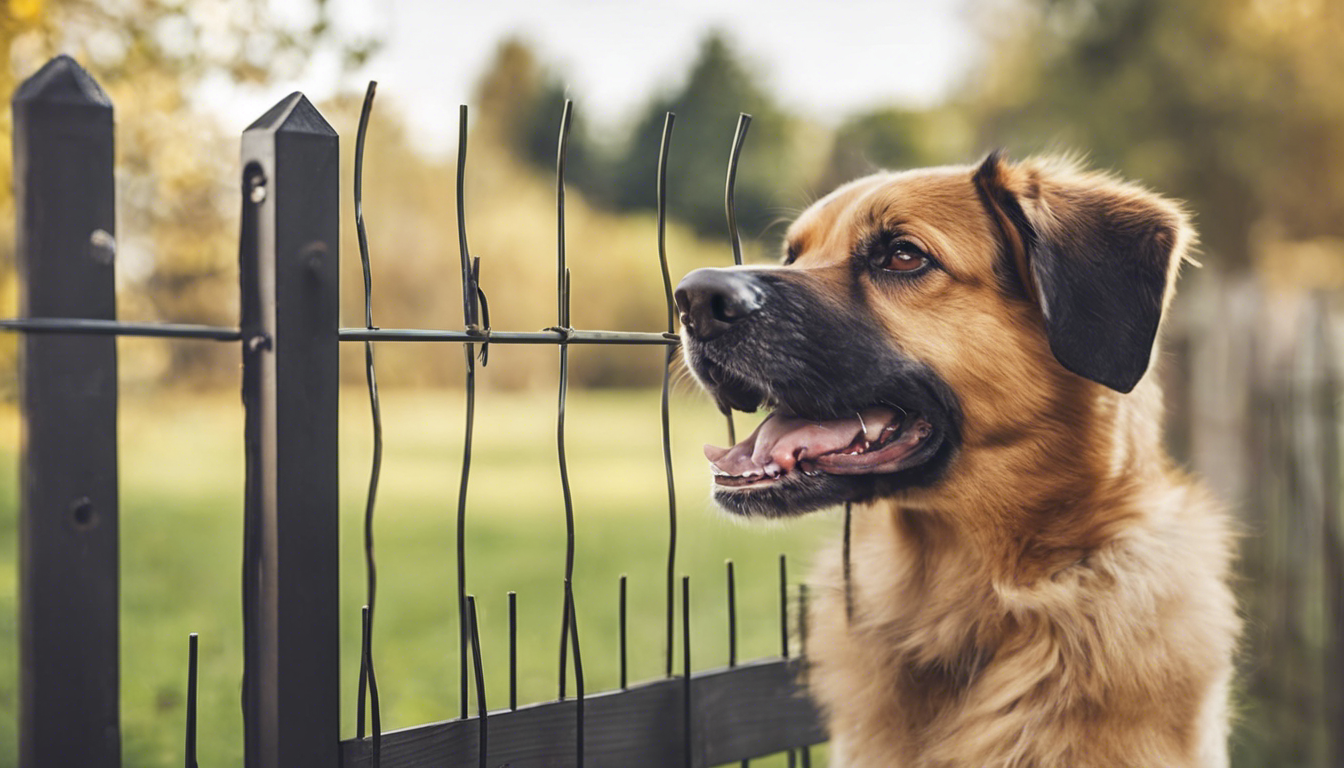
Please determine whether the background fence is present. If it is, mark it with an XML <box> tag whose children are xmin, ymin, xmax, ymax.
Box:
<box><xmin>3</xmin><ymin>52</ymin><xmax>1343</xmax><ymax>768</ymax></box>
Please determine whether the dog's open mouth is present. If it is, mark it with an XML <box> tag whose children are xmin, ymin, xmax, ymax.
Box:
<box><xmin>705</xmin><ymin>406</ymin><xmax>934</xmax><ymax>489</ymax></box>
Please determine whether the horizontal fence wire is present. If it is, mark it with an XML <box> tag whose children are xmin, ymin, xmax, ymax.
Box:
<box><xmin>0</xmin><ymin>319</ymin><xmax>678</xmax><ymax>345</ymax></box>
<box><xmin>0</xmin><ymin>317</ymin><xmax>242</xmax><ymax>339</ymax></box>
<box><xmin>338</xmin><ymin>327</ymin><xmax>677</xmax><ymax>344</ymax></box>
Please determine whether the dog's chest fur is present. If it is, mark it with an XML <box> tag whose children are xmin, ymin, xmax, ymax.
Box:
<box><xmin>805</xmin><ymin>478</ymin><xmax>1238</xmax><ymax>768</ymax></box>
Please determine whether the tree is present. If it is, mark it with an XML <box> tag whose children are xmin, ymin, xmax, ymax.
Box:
<box><xmin>609</xmin><ymin>31</ymin><xmax>812</xmax><ymax>244</ymax></box>
<box><xmin>0</xmin><ymin>0</ymin><xmax>376</xmax><ymax>386</ymax></box>
<box><xmin>817</xmin><ymin>106</ymin><xmax>974</xmax><ymax>192</ymax></box>
<box><xmin>967</xmin><ymin>0</ymin><xmax>1344</xmax><ymax>271</ymax></box>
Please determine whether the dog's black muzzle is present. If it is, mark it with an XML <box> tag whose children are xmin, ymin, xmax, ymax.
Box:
<box><xmin>675</xmin><ymin>266</ymin><xmax>963</xmax><ymax>515</ymax></box>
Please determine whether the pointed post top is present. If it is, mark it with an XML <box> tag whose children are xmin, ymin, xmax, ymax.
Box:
<box><xmin>245</xmin><ymin>92</ymin><xmax>336</xmax><ymax>137</ymax></box>
<box><xmin>13</xmin><ymin>54</ymin><xmax>110</xmax><ymax>107</ymax></box>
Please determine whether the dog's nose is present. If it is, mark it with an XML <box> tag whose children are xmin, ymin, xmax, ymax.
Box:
<box><xmin>674</xmin><ymin>268</ymin><xmax>764</xmax><ymax>340</ymax></box>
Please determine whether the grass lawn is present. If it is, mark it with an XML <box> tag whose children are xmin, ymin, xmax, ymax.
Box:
<box><xmin>0</xmin><ymin>376</ymin><xmax>841</xmax><ymax>766</ymax></box>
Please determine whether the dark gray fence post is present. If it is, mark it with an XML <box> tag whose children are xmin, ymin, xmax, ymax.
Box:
<box><xmin>13</xmin><ymin>55</ymin><xmax>120</xmax><ymax>768</ymax></box>
<box><xmin>239</xmin><ymin>92</ymin><xmax>340</xmax><ymax>768</ymax></box>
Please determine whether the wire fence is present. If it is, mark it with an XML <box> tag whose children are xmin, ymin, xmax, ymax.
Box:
<box><xmin>6</xmin><ymin>53</ymin><xmax>829</xmax><ymax>768</ymax></box>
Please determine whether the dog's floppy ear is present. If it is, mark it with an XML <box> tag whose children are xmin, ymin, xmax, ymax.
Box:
<box><xmin>973</xmin><ymin>152</ymin><xmax>1190</xmax><ymax>393</ymax></box>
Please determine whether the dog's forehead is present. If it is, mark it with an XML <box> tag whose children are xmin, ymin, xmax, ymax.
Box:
<box><xmin>788</xmin><ymin>165</ymin><xmax>994</xmax><ymax>272</ymax></box>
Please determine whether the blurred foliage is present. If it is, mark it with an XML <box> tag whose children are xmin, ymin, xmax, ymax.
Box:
<box><xmin>968</xmin><ymin>0</ymin><xmax>1344</xmax><ymax>271</ymax></box>
<box><xmin>491</xmin><ymin>32</ymin><xmax>837</xmax><ymax>244</ymax></box>
<box><xmin>0</xmin><ymin>0</ymin><xmax>376</xmax><ymax>387</ymax></box>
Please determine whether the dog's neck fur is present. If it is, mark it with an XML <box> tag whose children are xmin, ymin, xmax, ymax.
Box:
<box><xmin>854</xmin><ymin>372</ymin><xmax>1169</xmax><ymax>665</ymax></box>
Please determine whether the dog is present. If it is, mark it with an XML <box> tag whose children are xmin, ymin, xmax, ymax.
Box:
<box><xmin>674</xmin><ymin>153</ymin><xmax>1238</xmax><ymax>767</ymax></box>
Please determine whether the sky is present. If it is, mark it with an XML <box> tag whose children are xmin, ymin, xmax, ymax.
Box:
<box><xmin>210</xmin><ymin>0</ymin><xmax>982</xmax><ymax>155</ymax></box>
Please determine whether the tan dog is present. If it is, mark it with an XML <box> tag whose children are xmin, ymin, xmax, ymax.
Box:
<box><xmin>674</xmin><ymin>154</ymin><xmax>1238</xmax><ymax>767</ymax></box>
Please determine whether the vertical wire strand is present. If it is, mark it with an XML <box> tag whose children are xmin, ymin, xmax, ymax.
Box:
<box><xmin>565</xmin><ymin>579</ymin><xmax>586</xmax><ymax>766</ymax></box>
<box><xmin>843</xmin><ymin>502</ymin><xmax>854</xmax><ymax>626</ymax></box>
<box><xmin>455</xmin><ymin>103</ymin><xmax>480</xmax><ymax>720</ymax></box>
<box><xmin>795</xmin><ymin>586</ymin><xmax>806</xmax><ymax>758</ymax></box>
<box><xmin>185</xmin><ymin>633</ymin><xmax>198</xmax><ymax>768</ymax></box>
<box><xmin>780</xmin><ymin>551</ymin><xmax>795</xmax><ymax>768</ymax></box>
<box><xmin>467</xmin><ymin>595</ymin><xmax>488</xmax><ymax>767</ymax></box>
<box><xmin>360</xmin><ymin>606</ymin><xmax>381</xmax><ymax>764</ymax></box>
<box><xmin>656</xmin><ymin>112</ymin><xmax>679</xmax><ymax>679</ymax></box>
<box><xmin>726</xmin><ymin>560</ymin><xmax>738</xmax><ymax>668</ymax></box>
<box><xmin>619</xmin><ymin>574</ymin><xmax>629</xmax><ymax>689</ymax></box>
<box><xmin>353</xmin><ymin>81</ymin><xmax>384</xmax><ymax>761</ymax></box>
<box><xmin>555</xmin><ymin>100</ymin><xmax>578</xmax><ymax>699</ymax></box>
<box><xmin>779</xmin><ymin>554</ymin><xmax>790</xmax><ymax>659</ymax></box>
<box><xmin>725</xmin><ymin>113</ymin><xmax>752</xmax><ymax>268</ymax></box>
<box><xmin>798</xmin><ymin>583</ymin><xmax>810</xmax><ymax>664</ymax></box>
<box><xmin>682</xmin><ymin>575</ymin><xmax>692</xmax><ymax>768</ymax></box>
<box><xmin>728</xmin><ymin>561</ymin><xmax>748</xmax><ymax>768</ymax></box>
<box><xmin>721</xmin><ymin>113</ymin><xmax>752</xmax><ymax>445</ymax></box>
<box><xmin>508</xmin><ymin>591</ymin><xmax>518</xmax><ymax>711</ymax></box>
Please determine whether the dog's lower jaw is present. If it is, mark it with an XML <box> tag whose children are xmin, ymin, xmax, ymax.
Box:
<box><xmin>805</xmin><ymin>480</ymin><xmax>1238</xmax><ymax>768</ymax></box>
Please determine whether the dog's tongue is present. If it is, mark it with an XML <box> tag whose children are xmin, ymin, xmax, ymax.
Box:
<box><xmin>704</xmin><ymin>407</ymin><xmax>897</xmax><ymax>478</ymax></box>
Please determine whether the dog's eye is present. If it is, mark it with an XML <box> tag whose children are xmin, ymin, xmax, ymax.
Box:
<box><xmin>881</xmin><ymin>244</ymin><xmax>930</xmax><ymax>273</ymax></box>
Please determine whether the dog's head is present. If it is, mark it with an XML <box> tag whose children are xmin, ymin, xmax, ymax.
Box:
<box><xmin>676</xmin><ymin>153</ymin><xmax>1191</xmax><ymax>518</ymax></box>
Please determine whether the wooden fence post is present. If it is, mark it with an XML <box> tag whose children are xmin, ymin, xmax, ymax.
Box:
<box><xmin>13</xmin><ymin>54</ymin><xmax>120</xmax><ymax>768</ymax></box>
<box><xmin>239</xmin><ymin>92</ymin><xmax>340</xmax><ymax>768</ymax></box>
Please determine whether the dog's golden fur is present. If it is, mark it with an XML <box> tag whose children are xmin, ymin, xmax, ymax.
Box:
<box><xmin>782</xmin><ymin>157</ymin><xmax>1239</xmax><ymax>766</ymax></box>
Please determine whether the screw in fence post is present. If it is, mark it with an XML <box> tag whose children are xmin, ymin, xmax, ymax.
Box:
<box><xmin>185</xmin><ymin>633</ymin><xmax>198</xmax><ymax>768</ymax></box>
<box><xmin>353</xmin><ymin>81</ymin><xmax>385</xmax><ymax>759</ymax></box>
<box><xmin>467</xmin><ymin>595</ymin><xmax>488</xmax><ymax>767</ymax></box>
<box><xmin>454</xmin><ymin>102</ymin><xmax>481</xmax><ymax>721</ymax></box>
<box><xmin>843</xmin><ymin>502</ymin><xmax>854</xmax><ymax>626</ymax></box>
<box><xmin>779</xmin><ymin>554</ymin><xmax>790</xmax><ymax>659</ymax></box>
<box><xmin>564</xmin><ymin>579</ymin><xmax>586</xmax><ymax>767</ymax></box>
<box><xmin>656</xmin><ymin>111</ymin><xmax>681</xmax><ymax>681</ymax></box>
<box><xmin>508</xmin><ymin>591</ymin><xmax>518</xmax><ymax>711</ymax></box>
<box><xmin>239</xmin><ymin>90</ymin><xmax>340</xmax><ymax>768</ymax></box>
<box><xmin>619</xmin><ymin>574</ymin><xmax>629</xmax><ymax>689</ymax></box>
<box><xmin>14</xmin><ymin>54</ymin><xmax>120</xmax><ymax>768</ymax></box>
<box><xmin>720</xmin><ymin>112</ymin><xmax>752</xmax><ymax>445</ymax></box>
<box><xmin>682</xmin><ymin>575</ymin><xmax>693</xmax><ymax>768</ymax></box>
<box><xmin>555</xmin><ymin>99</ymin><xmax>578</xmax><ymax>700</ymax></box>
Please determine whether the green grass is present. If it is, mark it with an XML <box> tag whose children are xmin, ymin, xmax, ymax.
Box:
<box><xmin>0</xmin><ymin>381</ymin><xmax>840</xmax><ymax>767</ymax></box>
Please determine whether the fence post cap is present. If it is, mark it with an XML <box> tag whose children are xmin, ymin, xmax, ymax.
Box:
<box><xmin>13</xmin><ymin>54</ymin><xmax>110</xmax><ymax>107</ymax></box>
<box><xmin>245</xmin><ymin>91</ymin><xmax>335</xmax><ymax>137</ymax></box>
